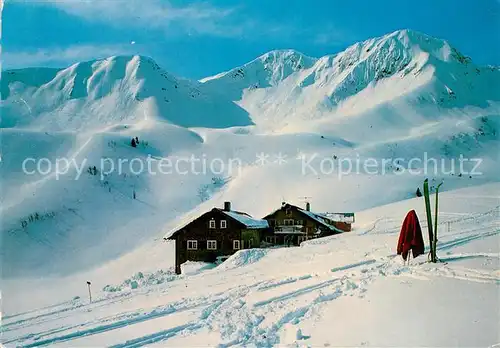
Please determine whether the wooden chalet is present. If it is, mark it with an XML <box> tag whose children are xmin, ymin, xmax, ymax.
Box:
<box><xmin>165</xmin><ymin>202</ymin><xmax>268</xmax><ymax>274</ymax></box>
<box><xmin>262</xmin><ymin>202</ymin><xmax>354</xmax><ymax>246</ymax></box>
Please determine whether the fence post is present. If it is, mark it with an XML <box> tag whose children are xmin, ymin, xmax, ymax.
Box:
<box><xmin>87</xmin><ymin>281</ymin><xmax>92</xmax><ymax>303</ymax></box>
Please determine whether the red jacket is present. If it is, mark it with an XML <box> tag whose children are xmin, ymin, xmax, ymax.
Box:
<box><xmin>397</xmin><ymin>210</ymin><xmax>425</xmax><ymax>261</ymax></box>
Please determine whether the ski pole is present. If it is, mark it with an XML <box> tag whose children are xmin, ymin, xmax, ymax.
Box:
<box><xmin>433</xmin><ymin>182</ymin><xmax>443</xmax><ymax>262</ymax></box>
<box><xmin>423</xmin><ymin>179</ymin><xmax>435</xmax><ymax>262</ymax></box>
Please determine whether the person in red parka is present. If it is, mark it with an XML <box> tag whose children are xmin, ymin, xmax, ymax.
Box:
<box><xmin>397</xmin><ymin>210</ymin><xmax>425</xmax><ymax>262</ymax></box>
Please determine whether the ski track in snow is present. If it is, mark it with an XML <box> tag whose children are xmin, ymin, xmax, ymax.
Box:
<box><xmin>2</xmin><ymin>205</ymin><xmax>498</xmax><ymax>347</ymax></box>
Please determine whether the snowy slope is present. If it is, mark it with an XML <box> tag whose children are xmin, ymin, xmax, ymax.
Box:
<box><xmin>1</xmin><ymin>55</ymin><xmax>252</xmax><ymax>130</ymax></box>
<box><xmin>2</xmin><ymin>184</ymin><xmax>499</xmax><ymax>347</ymax></box>
<box><xmin>1</xmin><ymin>29</ymin><xmax>500</xmax><ymax>346</ymax></box>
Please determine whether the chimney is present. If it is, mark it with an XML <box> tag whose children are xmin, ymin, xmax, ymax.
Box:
<box><xmin>224</xmin><ymin>201</ymin><xmax>231</xmax><ymax>211</ymax></box>
<box><xmin>306</xmin><ymin>202</ymin><xmax>311</xmax><ymax>211</ymax></box>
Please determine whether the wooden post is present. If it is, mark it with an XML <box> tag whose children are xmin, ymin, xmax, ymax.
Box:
<box><xmin>87</xmin><ymin>281</ymin><xmax>92</xmax><ymax>303</ymax></box>
<box><xmin>175</xmin><ymin>239</ymin><xmax>182</xmax><ymax>275</ymax></box>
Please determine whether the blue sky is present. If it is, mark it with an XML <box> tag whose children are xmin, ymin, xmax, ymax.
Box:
<box><xmin>3</xmin><ymin>0</ymin><xmax>499</xmax><ymax>79</ymax></box>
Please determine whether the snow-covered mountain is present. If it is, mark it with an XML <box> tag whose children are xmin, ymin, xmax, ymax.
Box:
<box><xmin>1</xmin><ymin>55</ymin><xmax>252</xmax><ymax>130</ymax></box>
<box><xmin>1</xmin><ymin>30</ymin><xmax>499</xmax><ymax>344</ymax></box>
<box><xmin>200</xmin><ymin>49</ymin><xmax>317</xmax><ymax>100</ymax></box>
<box><xmin>201</xmin><ymin>29</ymin><xmax>499</xmax><ymax>134</ymax></box>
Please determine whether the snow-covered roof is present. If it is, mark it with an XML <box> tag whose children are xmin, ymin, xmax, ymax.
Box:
<box><xmin>297</xmin><ymin>208</ymin><xmax>344</xmax><ymax>234</ymax></box>
<box><xmin>264</xmin><ymin>203</ymin><xmax>353</xmax><ymax>230</ymax></box>
<box><xmin>321</xmin><ymin>212</ymin><xmax>355</xmax><ymax>223</ymax></box>
<box><xmin>221</xmin><ymin>210</ymin><xmax>269</xmax><ymax>229</ymax></box>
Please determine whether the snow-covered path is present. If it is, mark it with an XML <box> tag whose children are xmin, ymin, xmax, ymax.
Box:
<box><xmin>2</xmin><ymin>185</ymin><xmax>499</xmax><ymax>347</ymax></box>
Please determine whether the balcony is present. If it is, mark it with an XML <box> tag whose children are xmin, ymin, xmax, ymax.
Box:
<box><xmin>273</xmin><ymin>225</ymin><xmax>305</xmax><ymax>235</ymax></box>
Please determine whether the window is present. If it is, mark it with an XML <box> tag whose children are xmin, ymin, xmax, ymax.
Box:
<box><xmin>187</xmin><ymin>240</ymin><xmax>198</xmax><ymax>250</ymax></box>
<box><xmin>207</xmin><ymin>240</ymin><xmax>217</xmax><ymax>250</ymax></box>
<box><xmin>266</xmin><ymin>236</ymin><xmax>277</xmax><ymax>244</ymax></box>
<box><xmin>284</xmin><ymin>219</ymin><xmax>294</xmax><ymax>226</ymax></box>
<box><xmin>220</xmin><ymin>220</ymin><xmax>227</xmax><ymax>229</ymax></box>
<box><xmin>209</xmin><ymin>219</ymin><xmax>216</xmax><ymax>229</ymax></box>
<box><xmin>285</xmin><ymin>209</ymin><xmax>292</xmax><ymax>216</ymax></box>
<box><xmin>233</xmin><ymin>240</ymin><xmax>240</xmax><ymax>250</ymax></box>
<box><xmin>296</xmin><ymin>220</ymin><xmax>303</xmax><ymax>226</ymax></box>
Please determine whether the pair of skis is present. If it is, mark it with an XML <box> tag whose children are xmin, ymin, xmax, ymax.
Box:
<box><xmin>423</xmin><ymin>179</ymin><xmax>443</xmax><ymax>263</ymax></box>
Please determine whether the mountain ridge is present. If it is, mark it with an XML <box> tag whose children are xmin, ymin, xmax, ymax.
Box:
<box><xmin>1</xmin><ymin>55</ymin><xmax>253</xmax><ymax>130</ymax></box>
<box><xmin>3</xmin><ymin>29</ymin><xmax>498</xmax><ymax>133</ymax></box>
<box><xmin>200</xmin><ymin>29</ymin><xmax>469</xmax><ymax>88</ymax></box>
<box><xmin>199</xmin><ymin>28</ymin><xmax>499</xmax><ymax>132</ymax></box>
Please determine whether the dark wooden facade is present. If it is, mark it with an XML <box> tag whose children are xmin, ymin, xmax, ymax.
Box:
<box><xmin>166</xmin><ymin>203</ymin><xmax>267</xmax><ymax>274</ymax></box>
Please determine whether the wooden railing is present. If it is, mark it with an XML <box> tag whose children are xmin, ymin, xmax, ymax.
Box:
<box><xmin>274</xmin><ymin>225</ymin><xmax>305</xmax><ymax>233</ymax></box>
